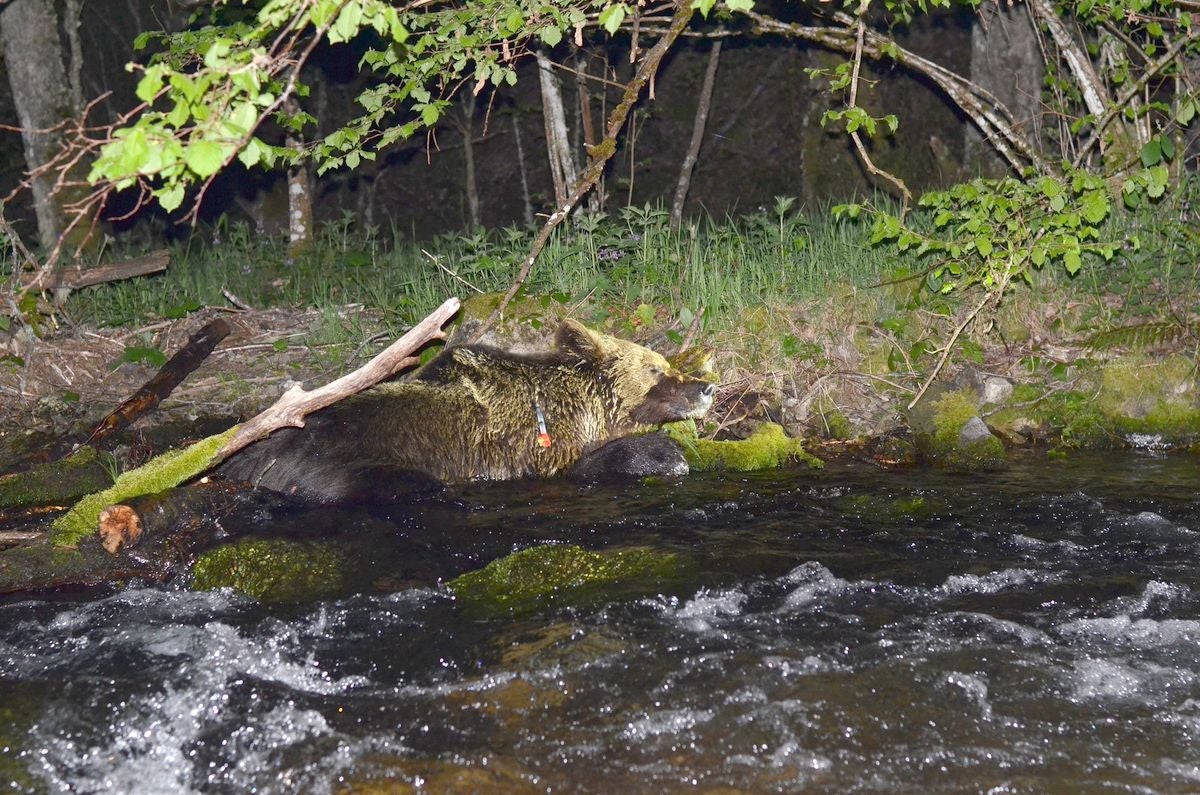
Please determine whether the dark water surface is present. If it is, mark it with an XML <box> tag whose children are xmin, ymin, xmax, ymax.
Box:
<box><xmin>3</xmin><ymin>452</ymin><xmax>1200</xmax><ymax>793</ymax></box>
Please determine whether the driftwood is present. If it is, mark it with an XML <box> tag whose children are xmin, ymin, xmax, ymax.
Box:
<box><xmin>19</xmin><ymin>249</ymin><xmax>169</xmax><ymax>291</ymax></box>
<box><xmin>98</xmin><ymin>480</ymin><xmax>250</xmax><ymax>554</ymax></box>
<box><xmin>85</xmin><ymin>318</ymin><xmax>232</xmax><ymax>447</ymax></box>
<box><xmin>214</xmin><ymin>295</ymin><xmax>461</xmax><ymax>461</ymax></box>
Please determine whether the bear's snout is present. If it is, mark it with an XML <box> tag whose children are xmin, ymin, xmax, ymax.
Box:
<box><xmin>629</xmin><ymin>374</ymin><xmax>716</xmax><ymax>424</ymax></box>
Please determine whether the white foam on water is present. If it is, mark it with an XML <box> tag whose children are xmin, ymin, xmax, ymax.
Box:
<box><xmin>1056</xmin><ymin>614</ymin><xmax>1200</xmax><ymax>649</ymax></box>
<box><xmin>1008</xmin><ymin>533</ymin><xmax>1085</xmax><ymax>554</ymax></box>
<box><xmin>938</xmin><ymin>568</ymin><xmax>1059</xmax><ymax>596</ymax></box>
<box><xmin>672</xmin><ymin>588</ymin><xmax>748</xmax><ymax>632</ymax></box>
<box><xmin>29</xmin><ymin>602</ymin><xmax>372</xmax><ymax>794</ymax></box>
<box><xmin>777</xmin><ymin>561</ymin><xmax>852</xmax><ymax>611</ymax></box>
<box><xmin>944</xmin><ymin>671</ymin><xmax>993</xmax><ymax>720</ymax></box>
<box><xmin>621</xmin><ymin>707</ymin><xmax>714</xmax><ymax>741</ymax></box>
<box><xmin>1067</xmin><ymin>657</ymin><xmax>1165</xmax><ymax>701</ymax></box>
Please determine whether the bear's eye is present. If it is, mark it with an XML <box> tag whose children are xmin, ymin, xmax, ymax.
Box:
<box><xmin>648</xmin><ymin>365</ymin><xmax>663</xmax><ymax>376</ymax></box>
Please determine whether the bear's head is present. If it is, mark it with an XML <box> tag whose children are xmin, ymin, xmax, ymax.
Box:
<box><xmin>556</xmin><ymin>319</ymin><xmax>716</xmax><ymax>427</ymax></box>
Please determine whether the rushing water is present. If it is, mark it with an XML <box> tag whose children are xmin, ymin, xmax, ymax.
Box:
<box><xmin>3</xmin><ymin>451</ymin><xmax>1200</xmax><ymax>793</ymax></box>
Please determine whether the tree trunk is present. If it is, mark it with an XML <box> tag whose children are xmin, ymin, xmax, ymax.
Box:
<box><xmin>512</xmin><ymin>115</ymin><xmax>535</xmax><ymax>225</ymax></box>
<box><xmin>461</xmin><ymin>91</ymin><xmax>481</xmax><ymax>228</ymax></box>
<box><xmin>0</xmin><ymin>0</ymin><xmax>94</xmax><ymax>260</ymax></box>
<box><xmin>285</xmin><ymin>96</ymin><xmax>314</xmax><ymax>261</ymax></box>
<box><xmin>537</xmin><ymin>51</ymin><xmax>578</xmax><ymax>205</ymax></box>
<box><xmin>967</xmin><ymin>3</ymin><xmax>1043</xmax><ymax>176</ymax></box>
<box><xmin>671</xmin><ymin>39</ymin><xmax>721</xmax><ymax>230</ymax></box>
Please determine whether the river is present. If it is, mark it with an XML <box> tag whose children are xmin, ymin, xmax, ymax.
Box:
<box><xmin>3</xmin><ymin>451</ymin><xmax>1200</xmax><ymax>793</ymax></box>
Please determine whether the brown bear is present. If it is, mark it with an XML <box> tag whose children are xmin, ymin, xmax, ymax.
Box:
<box><xmin>220</xmin><ymin>319</ymin><xmax>715</xmax><ymax>501</ymax></box>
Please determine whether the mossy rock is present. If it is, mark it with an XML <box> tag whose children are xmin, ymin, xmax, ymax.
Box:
<box><xmin>665</xmin><ymin>420</ymin><xmax>823</xmax><ymax>471</ymax></box>
<box><xmin>1095</xmin><ymin>355</ymin><xmax>1200</xmax><ymax>445</ymax></box>
<box><xmin>907</xmin><ymin>386</ymin><xmax>1005</xmax><ymax>472</ymax></box>
<box><xmin>448</xmin><ymin>544</ymin><xmax>681</xmax><ymax>617</ymax></box>
<box><xmin>191</xmin><ymin>538</ymin><xmax>346</xmax><ymax>603</ymax></box>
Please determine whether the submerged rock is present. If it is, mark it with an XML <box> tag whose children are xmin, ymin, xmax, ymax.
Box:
<box><xmin>448</xmin><ymin>544</ymin><xmax>681</xmax><ymax>617</ymax></box>
<box><xmin>190</xmin><ymin>538</ymin><xmax>346</xmax><ymax>603</ymax></box>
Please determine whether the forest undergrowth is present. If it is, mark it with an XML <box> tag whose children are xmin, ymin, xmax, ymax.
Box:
<box><xmin>3</xmin><ymin>187</ymin><xmax>1199</xmax><ymax>455</ymax></box>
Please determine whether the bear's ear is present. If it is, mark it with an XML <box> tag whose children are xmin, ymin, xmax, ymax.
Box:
<box><xmin>556</xmin><ymin>319</ymin><xmax>605</xmax><ymax>361</ymax></box>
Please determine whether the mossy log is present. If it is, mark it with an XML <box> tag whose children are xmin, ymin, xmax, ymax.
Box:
<box><xmin>0</xmin><ymin>481</ymin><xmax>284</xmax><ymax>594</ymax></box>
<box><xmin>0</xmin><ymin>446</ymin><xmax>116</xmax><ymax>511</ymax></box>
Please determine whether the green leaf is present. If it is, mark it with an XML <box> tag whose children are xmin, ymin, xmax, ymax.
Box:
<box><xmin>1064</xmin><ymin>249</ymin><xmax>1081</xmax><ymax>275</ymax></box>
<box><xmin>135</xmin><ymin>64</ymin><xmax>168</xmax><ymax>103</ymax></box>
<box><xmin>184</xmin><ymin>139</ymin><xmax>226</xmax><ymax>178</ymax></box>
<box><xmin>1140</xmin><ymin>137</ymin><xmax>1162</xmax><ymax>167</ymax></box>
<box><xmin>420</xmin><ymin>103</ymin><xmax>440</xmax><ymax>126</ymax></box>
<box><xmin>724</xmin><ymin>0</ymin><xmax>754</xmax><ymax>10</ymax></box>
<box><xmin>599</xmin><ymin>4</ymin><xmax>627</xmax><ymax>33</ymax></box>
<box><xmin>540</xmin><ymin>26</ymin><xmax>562</xmax><ymax>46</ymax></box>
<box><xmin>157</xmin><ymin>184</ymin><xmax>185</xmax><ymax>212</ymax></box>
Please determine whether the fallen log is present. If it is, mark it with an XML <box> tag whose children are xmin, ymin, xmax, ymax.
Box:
<box><xmin>85</xmin><ymin>317</ymin><xmax>232</xmax><ymax>447</ymax></box>
<box><xmin>19</xmin><ymin>249</ymin><xmax>169</xmax><ymax>291</ymax></box>
<box><xmin>0</xmin><ymin>445</ymin><xmax>116</xmax><ymax>512</ymax></box>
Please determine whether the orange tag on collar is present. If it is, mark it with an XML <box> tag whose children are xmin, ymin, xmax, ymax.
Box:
<box><xmin>537</xmin><ymin>432</ymin><xmax>553</xmax><ymax>448</ymax></box>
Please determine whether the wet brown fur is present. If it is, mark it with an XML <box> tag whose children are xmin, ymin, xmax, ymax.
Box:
<box><xmin>221</xmin><ymin>320</ymin><xmax>714</xmax><ymax>500</ymax></box>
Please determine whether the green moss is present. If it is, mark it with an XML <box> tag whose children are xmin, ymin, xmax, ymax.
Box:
<box><xmin>191</xmin><ymin>538</ymin><xmax>345</xmax><ymax>603</ymax></box>
<box><xmin>666</xmin><ymin>420</ymin><xmax>823</xmax><ymax>471</ymax></box>
<box><xmin>448</xmin><ymin>544</ymin><xmax>679</xmax><ymax>617</ymax></box>
<box><xmin>50</xmin><ymin>426</ymin><xmax>241</xmax><ymax>547</ymax></box>
<box><xmin>0</xmin><ymin>445</ymin><xmax>115</xmax><ymax>510</ymax></box>
<box><xmin>1096</xmin><ymin>355</ymin><xmax>1200</xmax><ymax>442</ymax></box>
<box><xmin>916</xmin><ymin>388</ymin><xmax>1006</xmax><ymax>471</ymax></box>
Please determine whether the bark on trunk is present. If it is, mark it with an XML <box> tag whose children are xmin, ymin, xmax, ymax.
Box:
<box><xmin>671</xmin><ymin>39</ymin><xmax>721</xmax><ymax>230</ymax></box>
<box><xmin>285</xmin><ymin>97</ymin><xmax>314</xmax><ymax>261</ymax></box>
<box><xmin>967</xmin><ymin>3</ymin><xmax>1043</xmax><ymax>176</ymax></box>
<box><xmin>0</xmin><ymin>0</ymin><xmax>94</xmax><ymax>259</ymax></box>
<box><xmin>537</xmin><ymin>51</ymin><xmax>578</xmax><ymax>205</ymax></box>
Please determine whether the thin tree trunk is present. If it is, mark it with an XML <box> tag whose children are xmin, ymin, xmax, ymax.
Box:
<box><xmin>0</xmin><ymin>0</ymin><xmax>94</xmax><ymax>260</ymax></box>
<box><xmin>284</xmin><ymin>96</ymin><xmax>314</xmax><ymax>261</ymax></box>
<box><xmin>671</xmin><ymin>39</ymin><xmax>721</xmax><ymax>230</ymax></box>
<box><xmin>537</xmin><ymin>50</ymin><xmax>577</xmax><ymax>205</ymax></box>
<box><xmin>512</xmin><ymin>115</ymin><xmax>535</xmax><ymax>225</ymax></box>
<box><xmin>576</xmin><ymin>53</ymin><xmax>600</xmax><ymax>212</ymax></box>
<box><xmin>461</xmin><ymin>92</ymin><xmax>481</xmax><ymax>228</ymax></box>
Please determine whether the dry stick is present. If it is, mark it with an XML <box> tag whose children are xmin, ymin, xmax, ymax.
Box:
<box><xmin>477</xmin><ymin>0</ymin><xmax>696</xmax><ymax>337</ymax></box>
<box><xmin>670</xmin><ymin>38</ymin><xmax>722</xmax><ymax>230</ymax></box>
<box><xmin>215</xmin><ymin>296</ymin><xmax>461</xmax><ymax>462</ymax></box>
<box><xmin>906</xmin><ymin>289</ymin><xmax>995</xmax><ymax>411</ymax></box>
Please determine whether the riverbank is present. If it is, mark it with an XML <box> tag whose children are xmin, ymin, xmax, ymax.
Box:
<box><xmin>1</xmin><ymin>289</ymin><xmax>1196</xmax><ymax>480</ymax></box>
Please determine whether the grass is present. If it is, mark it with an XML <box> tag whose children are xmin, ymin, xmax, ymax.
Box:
<box><xmin>59</xmin><ymin>201</ymin><xmax>899</xmax><ymax>336</ymax></box>
<box><xmin>14</xmin><ymin>184</ymin><xmax>1200</xmax><ymax>383</ymax></box>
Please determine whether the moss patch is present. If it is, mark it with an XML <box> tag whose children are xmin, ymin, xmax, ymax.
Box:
<box><xmin>911</xmin><ymin>387</ymin><xmax>1005</xmax><ymax>471</ymax></box>
<box><xmin>666</xmin><ymin>420</ymin><xmax>823</xmax><ymax>471</ymax></box>
<box><xmin>0</xmin><ymin>445</ymin><xmax>115</xmax><ymax>511</ymax></box>
<box><xmin>49</xmin><ymin>426</ymin><xmax>240</xmax><ymax>547</ymax></box>
<box><xmin>448</xmin><ymin>544</ymin><xmax>680</xmax><ymax>617</ymax></box>
<box><xmin>191</xmin><ymin>537</ymin><xmax>345</xmax><ymax>603</ymax></box>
